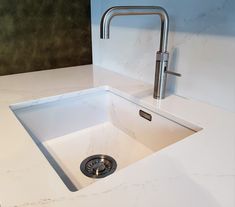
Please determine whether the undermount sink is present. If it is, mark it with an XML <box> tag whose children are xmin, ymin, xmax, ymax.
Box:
<box><xmin>10</xmin><ymin>87</ymin><xmax>200</xmax><ymax>191</ymax></box>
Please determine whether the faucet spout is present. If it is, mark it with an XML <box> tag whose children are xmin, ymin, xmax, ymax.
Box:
<box><xmin>100</xmin><ymin>6</ymin><xmax>180</xmax><ymax>99</ymax></box>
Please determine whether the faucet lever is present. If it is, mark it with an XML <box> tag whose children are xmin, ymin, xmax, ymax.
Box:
<box><xmin>156</xmin><ymin>52</ymin><xmax>181</xmax><ymax>77</ymax></box>
<box><xmin>165</xmin><ymin>70</ymin><xmax>181</xmax><ymax>77</ymax></box>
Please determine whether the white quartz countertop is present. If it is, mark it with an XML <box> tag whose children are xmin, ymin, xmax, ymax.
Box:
<box><xmin>0</xmin><ymin>65</ymin><xmax>234</xmax><ymax>207</ymax></box>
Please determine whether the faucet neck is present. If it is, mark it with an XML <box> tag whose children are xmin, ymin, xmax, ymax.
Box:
<box><xmin>100</xmin><ymin>6</ymin><xmax>169</xmax><ymax>52</ymax></box>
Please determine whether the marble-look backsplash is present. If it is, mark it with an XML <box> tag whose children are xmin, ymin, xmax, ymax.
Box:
<box><xmin>91</xmin><ymin>0</ymin><xmax>235</xmax><ymax>112</ymax></box>
<box><xmin>0</xmin><ymin>0</ymin><xmax>92</xmax><ymax>76</ymax></box>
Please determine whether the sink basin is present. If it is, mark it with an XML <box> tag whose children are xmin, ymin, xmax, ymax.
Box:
<box><xmin>10</xmin><ymin>87</ymin><xmax>200</xmax><ymax>191</ymax></box>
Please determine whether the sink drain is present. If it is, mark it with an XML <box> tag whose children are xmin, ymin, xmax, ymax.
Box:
<box><xmin>80</xmin><ymin>154</ymin><xmax>117</xmax><ymax>178</ymax></box>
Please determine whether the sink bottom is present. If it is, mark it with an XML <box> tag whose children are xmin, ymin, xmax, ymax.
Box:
<box><xmin>43</xmin><ymin>122</ymin><xmax>153</xmax><ymax>189</ymax></box>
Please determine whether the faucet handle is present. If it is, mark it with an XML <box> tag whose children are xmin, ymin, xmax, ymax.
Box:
<box><xmin>165</xmin><ymin>70</ymin><xmax>181</xmax><ymax>77</ymax></box>
<box><xmin>156</xmin><ymin>52</ymin><xmax>181</xmax><ymax>77</ymax></box>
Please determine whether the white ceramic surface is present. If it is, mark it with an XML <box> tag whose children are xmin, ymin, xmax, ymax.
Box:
<box><xmin>0</xmin><ymin>65</ymin><xmax>234</xmax><ymax>207</ymax></box>
<box><xmin>12</xmin><ymin>88</ymin><xmax>196</xmax><ymax>190</ymax></box>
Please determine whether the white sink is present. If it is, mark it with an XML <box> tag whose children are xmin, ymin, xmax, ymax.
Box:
<box><xmin>10</xmin><ymin>87</ymin><xmax>200</xmax><ymax>191</ymax></box>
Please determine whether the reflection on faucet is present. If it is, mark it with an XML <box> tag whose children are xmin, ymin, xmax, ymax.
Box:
<box><xmin>100</xmin><ymin>6</ymin><xmax>181</xmax><ymax>99</ymax></box>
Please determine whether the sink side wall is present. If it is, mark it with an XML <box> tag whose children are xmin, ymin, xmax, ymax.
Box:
<box><xmin>13</xmin><ymin>91</ymin><xmax>110</xmax><ymax>142</ymax></box>
<box><xmin>108</xmin><ymin>93</ymin><xmax>195</xmax><ymax>151</ymax></box>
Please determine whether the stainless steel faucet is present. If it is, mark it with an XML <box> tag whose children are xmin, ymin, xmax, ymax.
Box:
<box><xmin>100</xmin><ymin>6</ymin><xmax>181</xmax><ymax>99</ymax></box>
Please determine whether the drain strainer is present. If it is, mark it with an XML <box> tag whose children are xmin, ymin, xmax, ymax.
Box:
<box><xmin>80</xmin><ymin>154</ymin><xmax>117</xmax><ymax>178</ymax></box>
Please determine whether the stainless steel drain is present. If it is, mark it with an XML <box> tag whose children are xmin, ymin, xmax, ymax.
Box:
<box><xmin>80</xmin><ymin>154</ymin><xmax>117</xmax><ymax>178</ymax></box>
